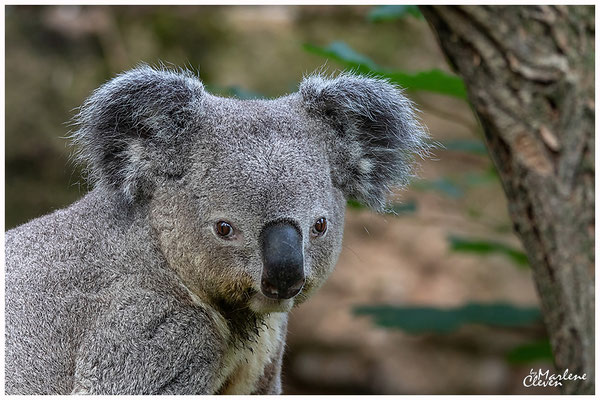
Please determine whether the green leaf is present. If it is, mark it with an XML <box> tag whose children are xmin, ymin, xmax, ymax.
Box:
<box><xmin>464</xmin><ymin>166</ymin><xmax>501</xmax><ymax>188</ymax></box>
<box><xmin>411</xmin><ymin>177</ymin><xmax>463</xmax><ymax>198</ymax></box>
<box><xmin>346</xmin><ymin>199</ymin><xmax>367</xmax><ymax>210</ymax></box>
<box><xmin>439</xmin><ymin>139</ymin><xmax>488</xmax><ymax>156</ymax></box>
<box><xmin>463</xmin><ymin>170</ymin><xmax>500</xmax><ymax>187</ymax></box>
<box><xmin>368</xmin><ymin>5</ymin><xmax>423</xmax><ymax>22</ymax></box>
<box><xmin>388</xmin><ymin>200</ymin><xmax>417</xmax><ymax>215</ymax></box>
<box><xmin>223</xmin><ymin>85</ymin><xmax>264</xmax><ymax>100</ymax></box>
<box><xmin>354</xmin><ymin>303</ymin><xmax>542</xmax><ymax>334</ymax></box>
<box><xmin>347</xmin><ymin>199</ymin><xmax>417</xmax><ymax>215</ymax></box>
<box><xmin>204</xmin><ymin>84</ymin><xmax>264</xmax><ymax>100</ymax></box>
<box><xmin>506</xmin><ymin>339</ymin><xmax>554</xmax><ymax>364</ymax></box>
<box><xmin>320</xmin><ymin>41</ymin><xmax>379</xmax><ymax>70</ymax></box>
<box><xmin>448</xmin><ymin>235</ymin><xmax>529</xmax><ymax>268</ymax></box>
<box><xmin>303</xmin><ymin>42</ymin><xmax>379</xmax><ymax>73</ymax></box>
<box><xmin>385</xmin><ymin>69</ymin><xmax>467</xmax><ymax>99</ymax></box>
<box><xmin>303</xmin><ymin>42</ymin><xmax>467</xmax><ymax>99</ymax></box>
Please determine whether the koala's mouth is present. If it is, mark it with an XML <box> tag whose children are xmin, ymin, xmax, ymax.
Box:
<box><xmin>249</xmin><ymin>291</ymin><xmax>296</xmax><ymax>314</ymax></box>
<box><xmin>247</xmin><ymin>279</ymin><xmax>314</xmax><ymax>314</ymax></box>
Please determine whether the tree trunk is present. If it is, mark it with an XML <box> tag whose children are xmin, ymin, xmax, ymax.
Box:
<box><xmin>420</xmin><ymin>5</ymin><xmax>594</xmax><ymax>394</ymax></box>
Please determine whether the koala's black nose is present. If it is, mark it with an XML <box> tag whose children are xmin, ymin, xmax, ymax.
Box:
<box><xmin>260</xmin><ymin>221</ymin><xmax>305</xmax><ymax>300</ymax></box>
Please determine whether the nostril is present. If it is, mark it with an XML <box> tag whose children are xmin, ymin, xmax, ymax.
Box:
<box><xmin>261</xmin><ymin>280</ymin><xmax>280</xmax><ymax>299</ymax></box>
<box><xmin>261</xmin><ymin>276</ymin><xmax>305</xmax><ymax>300</ymax></box>
<box><xmin>281</xmin><ymin>278</ymin><xmax>305</xmax><ymax>299</ymax></box>
<box><xmin>288</xmin><ymin>277</ymin><xmax>305</xmax><ymax>294</ymax></box>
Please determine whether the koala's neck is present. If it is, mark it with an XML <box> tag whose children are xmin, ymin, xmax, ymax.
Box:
<box><xmin>216</xmin><ymin>298</ymin><xmax>267</xmax><ymax>343</ymax></box>
<box><xmin>173</xmin><ymin>273</ymin><xmax>288</xmax><ymax>395</ymax></box>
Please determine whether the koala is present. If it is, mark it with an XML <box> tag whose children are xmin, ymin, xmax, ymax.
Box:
<box><xmin>5</xmin><ymin>65</ymin><xmax>428</xmax><ymax>394</ymax></box>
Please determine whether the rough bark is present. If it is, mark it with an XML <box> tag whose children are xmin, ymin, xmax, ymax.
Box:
<box><xmin>420</xmin><ymin>5</ymin><xmax>594</xmax><ymax>394</ymax></box>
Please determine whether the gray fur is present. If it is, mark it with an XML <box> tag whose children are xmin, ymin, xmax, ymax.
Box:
<box><xmin>300</xmin><ymin>72</ymin><xmax>429</xmax><ymax>211</ymax></box>
<box><xmin>5</xmin><ymin>65</ymin><xmax>428</xmax><ymax>394</ymax></box>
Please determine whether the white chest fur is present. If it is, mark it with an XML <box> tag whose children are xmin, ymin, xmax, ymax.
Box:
<box><xmin>216</xmin><ymin>312</ymin><xmax>287</xmax><ymax>394</ymax></box>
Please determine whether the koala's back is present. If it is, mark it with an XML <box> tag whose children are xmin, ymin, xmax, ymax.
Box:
<box><xmin>5</xmin><ymin>192</ymin><xmax>112</xmax><ymax>393</ymax></box>
<box><xmin>5</xmin><ymin>190</ymin><xmax>225</xmax><ymax>394</ymax></box>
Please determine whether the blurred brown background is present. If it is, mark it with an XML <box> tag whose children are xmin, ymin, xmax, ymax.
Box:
<box><xmin>5</xmin><ymin>5</ymin><xmax>556</xmax><ymax>394</ymax></box>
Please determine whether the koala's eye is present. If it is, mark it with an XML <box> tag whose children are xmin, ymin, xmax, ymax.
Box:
<box><xmin>312</xmin><ymin>217</ymin><xmax>327</xmax><ymax>236</ymax></box>
<box><xmin>215</xmin><ymin>221</ymin><xmax>234</xmax><ymax>239</ymax></box>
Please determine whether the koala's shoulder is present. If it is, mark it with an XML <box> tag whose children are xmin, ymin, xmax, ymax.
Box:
<box><xmin>5</xmin><ymin>191</ymin><xmax>135</xmax><ymax>285</ymax></box>
<box><xmin>74</xmin><ymin>278</ymin><xmax>228</xmax><ymax>394</ymax></box>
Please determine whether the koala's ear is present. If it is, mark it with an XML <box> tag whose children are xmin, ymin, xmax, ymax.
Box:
<box><xmin>72</xmin><ymin>65</ymin><xmax>205</xmax><ymax>202</ymax></box>
<box><xmin>299</xmin><ymin>73</ymin><xmax>429</xmax><ymax>211</ymax></box>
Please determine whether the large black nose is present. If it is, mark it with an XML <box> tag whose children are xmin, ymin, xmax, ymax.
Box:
<box><xmin>260</xmin><ymin>221</ymin><xmax>305</xmax><ymax>300</ymax></box>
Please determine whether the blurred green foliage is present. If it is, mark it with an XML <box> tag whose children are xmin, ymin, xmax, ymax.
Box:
<box><xmin>412</xmin><ymin>177</ymin><xmax>464</xmax><ymax>198</ymax></box>
<box><xmin>439</xmin><ymin>138</ymin><xmax>488</xmax><ymax>156</ymax></box>
<box><xmin>448</xmin><ymin>235</ymin><xmax>530</xmax><ymax>268</ymax></box>
<box><xmin>354</xmin><ymin>303</ymin><xmax>542</xmax><ymax>334</ymax></box>
<box><xmin>206</xmin><ymin>84</ymin><xmax>265</xmax><ymax>100</ymax></box>
<box><xmin>304</xmin><ymin>5</ymin><xmax>550</xmax><ymax>366</ymax></box>
<box><xmin>303</xmin><ymin>42</ymin><xmax>467</xmax><ymax>99</ymax></box>
<box><xmin>388</xmin><ymin>200</ymin><xmax>418</xmax><ymax>215</ymax></box>
<box><xmin>410</xmin><ymin>169</ymin><xmax>499</xmax><ymax>199</ymax></box>
<box><xmin>506</xmin><ymin>339</ymin><xmax>554</xmax><ymax>364</ymax></box>
<box><xmin>367</xmin><ymin>5</ymin><xmax>423</xmax><ymax>22</ymax></box>
<box><xmin>347</xmin><ymin>198</ymin><xmax>417</xmax><ymax>215</ymax></box>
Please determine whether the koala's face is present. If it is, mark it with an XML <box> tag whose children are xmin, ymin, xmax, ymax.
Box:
<box><xmin>73</xmin><ymin>66</ymin><xmax>427</xmax><ymax>314</ymax></box>
<box><xmin>177</xmin><ymin>96</ymin><xmax>346</xmax><ymax>313</ymax></box>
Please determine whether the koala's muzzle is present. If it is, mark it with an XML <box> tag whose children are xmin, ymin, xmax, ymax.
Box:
<box><xmin>260</xmin><ymin>222</ymin><xmax>305</xmax><ymax>300</ymax></box>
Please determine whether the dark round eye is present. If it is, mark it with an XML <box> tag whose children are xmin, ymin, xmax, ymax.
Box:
<box><xmin>312</xmin><ymin>217</ymin><xmax>327</xmax><ymax>236</ymax></box>
<box><xmin>215</xmin><ymin>221</ymin><xmax>234</xmax><ymax>238</ymax></box>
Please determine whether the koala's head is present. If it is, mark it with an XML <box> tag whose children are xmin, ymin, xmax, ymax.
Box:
<box><xmin>73</xmin><ymin>65</ymin><xmax>428</xmax><ymax>314</ymax></box>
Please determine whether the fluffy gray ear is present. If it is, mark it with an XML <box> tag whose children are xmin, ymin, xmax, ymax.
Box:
<box><xmin>299</xmin><ymin>73</ymin><xmax>429</xmax><ymax>211</ymax></box>
<box><xmin>72</xmin><ymin>65</ymin><xmax>205</xmax><ymax>202</ymax></box>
